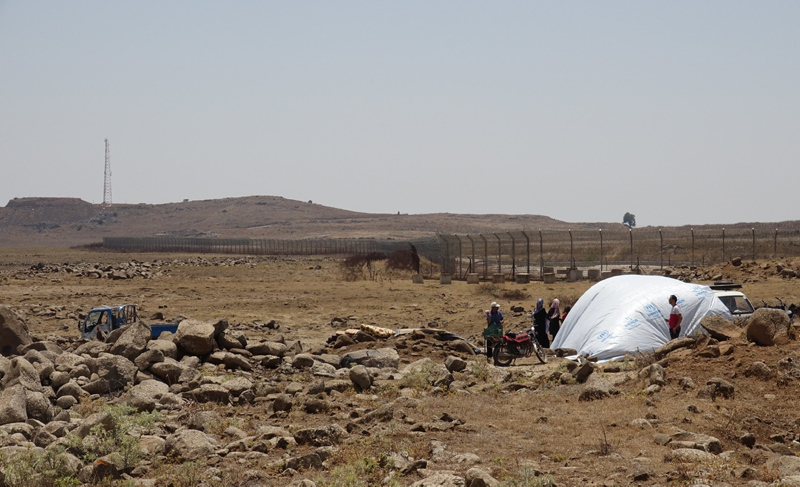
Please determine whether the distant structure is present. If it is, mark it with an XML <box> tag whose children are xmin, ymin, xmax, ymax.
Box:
<box><xmin>103</xmin><ymin>138</ymin><xmax>112</xmax><ymax>205</ymax></box>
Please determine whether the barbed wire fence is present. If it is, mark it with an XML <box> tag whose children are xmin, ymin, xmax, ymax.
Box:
<box><xmin>102</xmin><ymin>236</ymin><xmax>442</xmax><ymax>262</ymax></box>
<box><xmin>103</xmin><ymin>226</ymin><xmax>800</xmax><ymax>281</ymax></box>
<box><xmin>439</xmin><ymin>226</ymin><xmax>800</xmax><ymax>280</ymax></box>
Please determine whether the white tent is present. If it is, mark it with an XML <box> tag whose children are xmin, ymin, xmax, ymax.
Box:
<box><xmin>550</xmin><ymin>275</ymin><xmax>732</xmax><ymax>361</ymax></box>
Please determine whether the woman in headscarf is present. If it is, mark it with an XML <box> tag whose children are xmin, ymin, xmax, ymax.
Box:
<box><xmin>531</xmin><ymin>298</ymin><xmax>549</xmax><ymax>348</ymax></box>
<box><xmin>548</xmin><ymin>298</ymin><xmax>562</xmax><ymax>339</ymax></box>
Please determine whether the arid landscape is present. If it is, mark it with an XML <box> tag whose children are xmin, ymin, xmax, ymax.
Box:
<box><xmin>2</xmin><ymin>240</ymin><xmax>800</xmax><ymax>486</ymax></box>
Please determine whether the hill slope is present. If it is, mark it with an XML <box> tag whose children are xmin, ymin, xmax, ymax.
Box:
<box><xmin>0</xmin><ymin>196</ymin><xmax>581</xmax><ymax>247</ymax></box>
<box><xmin>2</xmin><ymin>196</ymin><xmax>796</xmax><ymax>247</ymax></box>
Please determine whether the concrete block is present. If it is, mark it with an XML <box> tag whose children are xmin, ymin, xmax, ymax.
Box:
<box><xmin>611</xmin><ymin>268</ymin><xmax>624</xmax><ymax>276</ymax></box>
<box><xmin>439</xmin><ymin>274</ymin><xmax>452</xmax><ymax>284</ymax></box>
<box><xmin>543</xmin><ymin>267</ymin><xmax>554</xmax><ymax>274</ymax></box>
<box><xmin>601</xmin><ymin>271</ymin><xmax>612</xmax><ymax>280</ymax></box>
<box><xmin>587</xmin><ymin>269</ymin><xmax>601</xmax><ymax>281</ymax></box>
<box><xmin>492</xmin><ymin>273</ymin><xmax>505</xmax><ymax>284</ymax></box>
<box><xmin>567</xmin><ymin>269</ymin><xmax>583</xmax><ymax>282</ymax></box>
<box><xmin>466</xmin><ymin>273</ymin><xmax>480</xmax><ymax>284</ymax></box>
<box><xmin>543</xmin><ymin>273</ymin><xmax>556</xmax><ymax>284</ymax></box>
<box><xmin>412</xmin><ymin>274</ymin><xmax>424</xmax><ymax>284</ymax></box>
<box><xmin>516</xmin><ymin>273</ymin><xmax>530</xmax><ymax>284</ymax></box>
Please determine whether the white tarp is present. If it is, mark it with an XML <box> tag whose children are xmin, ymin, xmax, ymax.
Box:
<box><xmin>550</xmin><ymin>275</ymin><xmax>732</xmax><ymax>362</ymax></box>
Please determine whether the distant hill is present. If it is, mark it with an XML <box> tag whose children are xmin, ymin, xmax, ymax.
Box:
<box><xmin>1</xmin><ymin>196</ymin><xmax>795</xmax><ymax>247</ymax></box>
<box><xmin>0</xmin><ymin>195</ymin><xmax>584</xmax><ymax>247</ymax></box>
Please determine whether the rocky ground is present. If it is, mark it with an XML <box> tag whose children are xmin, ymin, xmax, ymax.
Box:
<box><xmin>1</xmin><ymin>248</ymin><xmax>800</xmax><ymax>487</ymax></box>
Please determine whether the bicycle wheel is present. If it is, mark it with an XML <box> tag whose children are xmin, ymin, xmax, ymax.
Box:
<box><xmin>533</xmin><ymin>341</ymin><xmax>547</xmax><ymax>364</ymax></box>
<box><xmin>493</xmin><ymin>342</ymin><xmax>514</xmax><ymax>367</ymax></box>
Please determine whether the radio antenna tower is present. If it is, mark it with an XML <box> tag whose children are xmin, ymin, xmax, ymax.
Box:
<box><xmin>103</xmin><ymin>138</ymin><xmax>112</xmax><ymax>205</ymax></box>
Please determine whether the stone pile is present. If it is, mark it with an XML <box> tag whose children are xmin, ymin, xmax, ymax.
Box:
<box><xmin>9</xmin><ymin>260</ymin><xmax>170</xmax><ymax>280</ymax></box>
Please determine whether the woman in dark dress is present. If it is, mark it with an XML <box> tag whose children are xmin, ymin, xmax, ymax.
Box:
<box><xmin>548</xmin><ymin>298</ymin><xmax>562</xmax><ymax>339</ymax></box>
<box><xmin>531</xmin><ymin>298</ymin><xmax>550</xmax><ymax>348</ymax></box>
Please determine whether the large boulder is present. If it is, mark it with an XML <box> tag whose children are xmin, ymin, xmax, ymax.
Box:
<box><xmin>217</xmin><ymin>329</ymin><xmax>247</xmax><ymax>350</ymax></box>
<box><xmin>96</xmin><ymin>353</ymin><xmax>137</xmax><ymax>391</ymax></box>
<box><xmin>146</xmin><ymin>339</ymin><xmax>178</xmax><ymax>360</ymax></box>
<box><xmin>25</xmin><ymin>390</ymin><xmax>53</xmax><ymax>423</ymax></box>
<box><xmin>246</xmin><ymin>341</ymin><xmax>287</xmax><ymax>357</ymax></box>
<box><xmin>175</xmin><ymin>320</ymin><xmax>216</xmax><ymax>356</ymax></box>
<box><xmin>700</xmin><ymin>315</ymin><xmax>742</xmax><ymax>341</ymax></box>
<box><xmin>465</xmin><ymin>467</ymin><xmax>499</xmax><ymax>487</ymax></box>
<box><xmin>184</xmin><ymin>384</ymin><xmax>231</xmax><ymax>404</ymax></box>
<box><xmin>0</xmin><ymin>357</ymin><xmax>42</xmax><ymax>392</ymax></box>
<box><xmin>746</xmin><ymin>308</ymin><xmax>791</xmax><ymax>346</ymax></box>
<box><xmin>669</xmin><ymin>430</ymin><xmax>722</xmax><ymax>454</ymax></box>
<box><xmin>108</xmin><ymin>322</ymin><xmax>151</xmax><ymax>361</ymax></box>
<box><xmin>293</xmin><ymin>424</ymin><xmax>348</xmax><ymax>446</ymax></box>
<box><xmin>150</xmin><ymin>358</ymin><xmax>187</xmax><ymax>383</ymax></box>
<box><xmin>341</xmin><ymin>348</ymin><xmax>399</xmax><ymax>369</ymax></box>
<box><xmin>0</xmin><ymin>306</ymin><xmax>31</xmax><ymax>356</ymax></box>
<box><xmin>165</xmin><ymin>429</ymin><xmax>219</xmax><ymax>461</ymax></box>
<box><xmin>0</xmin><ymin>385</ymin><xmax>27</xmax><ymax>425</ymax></box>
<box><xmin>349</xmin><ymin>365</ymin><xmax>373</xmax><ymax>391</ymax></box>
<box><xmin>126</xmin><ymin>379</ymin><xmax>170</xmax><ymax>412</ymax></box>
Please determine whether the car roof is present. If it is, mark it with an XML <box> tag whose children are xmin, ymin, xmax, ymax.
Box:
<box><xmin>712</xmin><ymin>290</ymin><xmax>747</xmax><ymax>298</ymax></box>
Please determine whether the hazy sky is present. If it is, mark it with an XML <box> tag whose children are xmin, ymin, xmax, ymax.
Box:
<box><xmin>1</xmin><ymin>2</ymin><xmax>798</xmax><ymax>227</ymax></box>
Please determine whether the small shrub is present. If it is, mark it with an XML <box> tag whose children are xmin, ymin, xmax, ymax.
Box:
<box><xmin>502</xmin><ymin>289</ymin><xmax>528</xmax><ymax>301</ymax></box>
<box><xmin>500</xmin><ymin>468</ymin><xmax>556</xmax><ymax>487</ymax></box>
<box><xmin>66</xmin><ymin>404</ymin><xmax>161</xmax><ymax>469</ymax></box>
<box><xmin>341</xmin><ymin>252</ymin><xmax>387</xmax><ymax>281</ymax></box>
<box><xmin>597</xmin><ymin>424</ymin><xmax>614</xmax><ymax>456</ymax></box>
<box><xmin>478</xmin><ymin>283</ymin><xmax>501</xmax><ymax>297</ymax></box>
<box><xmin>632</xmin><ymin>349</ymin><xmax>656</xmax><ymax>369</ymax></box>
<box><xmin>1</xmin><ymin>446</ymin><xmax>81</xmax><ymax>487</ymax></box>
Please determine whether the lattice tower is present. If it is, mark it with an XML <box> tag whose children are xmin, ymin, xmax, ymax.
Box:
<box><xmin>103</xmin><ymin>138</ymin><xmax>112</xmax><ymax>205</ymax></box>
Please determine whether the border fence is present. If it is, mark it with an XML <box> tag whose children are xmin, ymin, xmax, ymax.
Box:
<box><xmin>103</xmin><ymin>225</ymin><xmax>800</xmax><ymax>281</ymax></box>
<box><xmin>102</xmin><ymin>236</ymin><xmax>442</xmax><ymax>261</ymax></box>
<box><xmin>439</xmin><ymin>226</ymin><xmax>800</xmax><ymax>280</ymax></box>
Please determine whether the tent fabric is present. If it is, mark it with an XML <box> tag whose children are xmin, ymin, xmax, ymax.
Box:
<box><xmin>550</xmin><ymin>275</ymin><xmax>732</xmax><ymax>362</ymax></box>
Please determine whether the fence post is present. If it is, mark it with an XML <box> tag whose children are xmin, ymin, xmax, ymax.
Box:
<box><xmin>691</xmin><ymin>228</ymin><xmax>695</xmax><ymax>267</ymax></box>
<box><xmin>539</xmin><ymin>230</ymin><xmax>543</xmax><ymax>278</ymax></box>
<box><xmin>599</xmin><ymin>229</ymin><xmax>603</xmax><ymax>271</ymax></box>
<box><xmin>722</xmin><ymin>228</ymin><xmax>725</xmax><ymax>263</ymax></box>
<box><xmin>493</xmin><ymin>233</ymin><xmax>502</xmax><ymax>274</ymax></box>
<box><xmin>507</xmin><ymin>232</ymin><xmax>516</xmax><ymax>280</ymax></box>
<box><xmin>521</xmin><ymin>231</ymin><xmax>530</xmax><ymax>275</ymax></box>
<box><xmin>629</xmin><ymin>228</ymin><xmax>633</xmax><ymax>270</ymax></box>
<box><xmin>659</xmin><ymin>229</ymin><xmax>663</xmax><ymax>270</ymax></box>
<box><xmin>569</xmin><ymin>229</ymin><xmax>574</xmax><ymax>268</ymax></box>
<box><xmin>752</xmin><ymin>227</ymin><xmax>756</xmax><ymax>261</ymax></box>
<box><xmin>775</xmin><ymin>229</ymin><xmax>778</xmax><ymax>257</ymax></box>
<box><xmin>456</xmin><ymin>236</ymin><xmax>463</xmax><ymax>279</ymax></box>
<box><xmin>467</xmin><ymin>235</ymin><xmax>476</xmax><ymax>275</ymax></box>
<box><xmin>480</xmin><ymin>234</ymin><xmax>488</xmax><ymax>279</ymax></box>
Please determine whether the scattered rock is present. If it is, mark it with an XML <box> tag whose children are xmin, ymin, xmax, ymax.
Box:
<box><xmin>700</xmin><ymin>315</ymin><xmax>742</xmax><ymax>341</ymax></box>
<box><xmin>349</xmin><ymin>365</ymin><xmax>373</xmax><ymax>392</ymax></box>
<box><xmin>744</xmin><ymin>361</ymin><xmax>773</xmax><ymax>380</ymax></box>
<box><xmin>579</xmin><ymin>375</ymin><xmax>619</xmax><ymax>401</ymax></box>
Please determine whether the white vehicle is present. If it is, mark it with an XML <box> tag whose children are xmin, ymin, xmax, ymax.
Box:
<box><xmin>712</xmin><ymin>289</ymin><xmax>756</xmax><ymax>320</ymax></box>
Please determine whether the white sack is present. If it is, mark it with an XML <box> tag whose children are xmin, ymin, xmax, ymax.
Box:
<box><xmin>550</xmin><ymin>275</ymin><xmax>732</xmax><ymax>362</ymax></box>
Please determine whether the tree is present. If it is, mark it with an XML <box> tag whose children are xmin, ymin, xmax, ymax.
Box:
<box><xmin>623</xmin><ymin>212</ymin><xmax>636</xmax><ymax>228</ymax></box>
